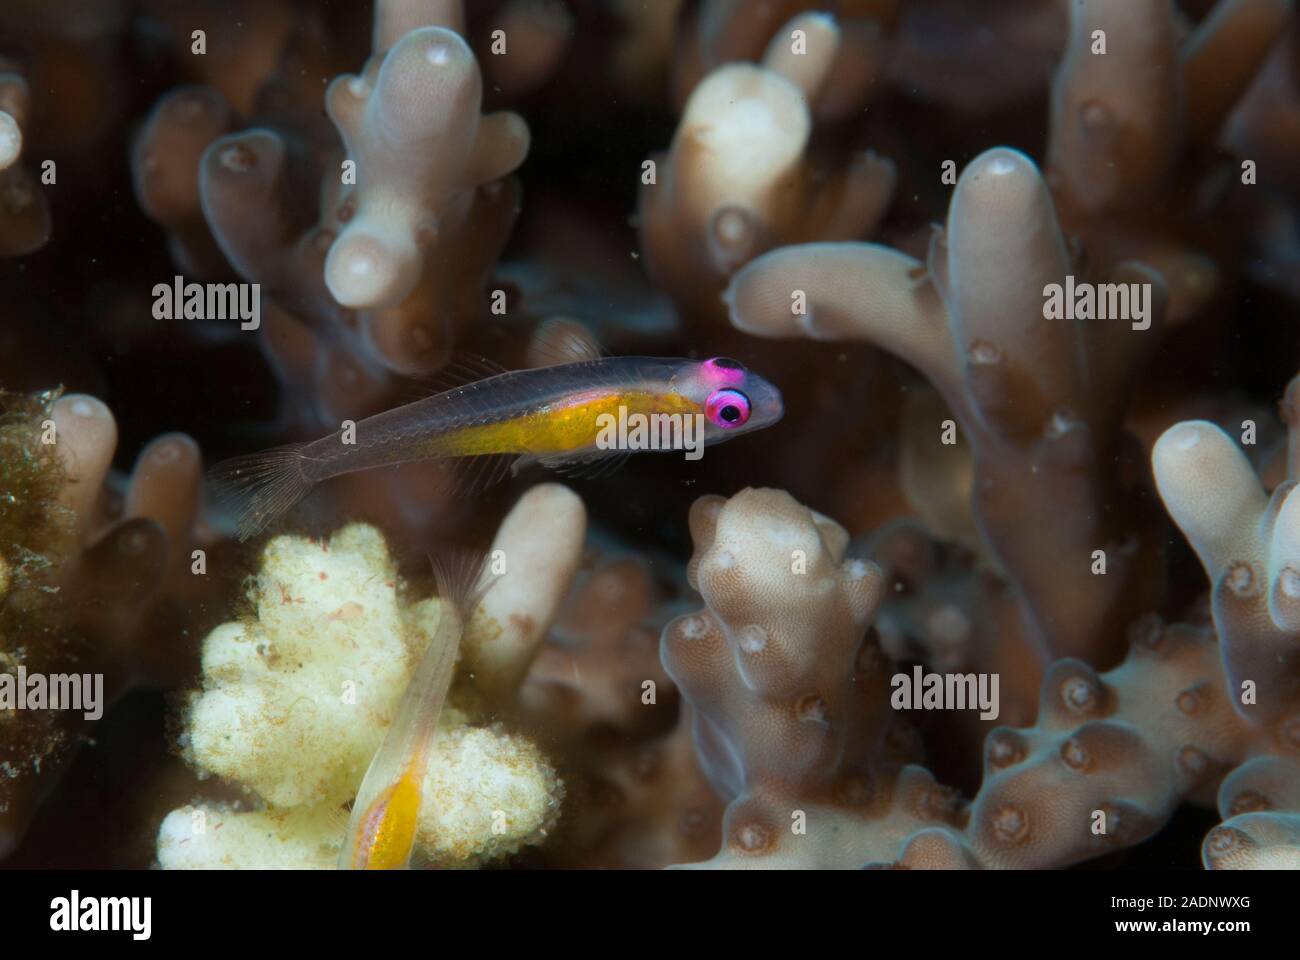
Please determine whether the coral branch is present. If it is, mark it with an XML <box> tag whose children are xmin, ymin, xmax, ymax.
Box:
<box><xmin>661</xmin><ymin>488</ymin><xmax>921</xmax><ymax>867</ymax></box>
<box><xmin>132</xmin><ymin>86</ymin><xmax>234</xmax><ymax>278</ymax></box>
<box><xmin>1153</xmin><ymin>409</ymin><xmax>1300</xmax><ymax>723</ymax></box>
<box><xmin>1047</xmin><ymin>0</ymin><xmax>1182</xmax><ymax>217</ymax></box>
<box><xmin>726</xmin><ymin>148</ymin><xmax>1166</xmax><ymax>666</ymax></box>
<box><xmin>463</xmin><ymin>483</ymin><xmax>587</xmax><ymax>697</ymax></box>
<box><xmin>0</xmin><ymin>70</ymin><xmax>50</xmax><ymax>257</ymax></box>
<box><xmin>1204</xmin><ymin>756</ymin><xmax>1300</xmax><ymax>868</ymax></box>
<box><xmin>323</xmin><ymin>27</ymin><xmax>527</xmax><ymax>312</ymax></box>
<box><xmin>641</xmin><ymin>12</ymin><xmax>894</xmax><ymax>322</ymax></box>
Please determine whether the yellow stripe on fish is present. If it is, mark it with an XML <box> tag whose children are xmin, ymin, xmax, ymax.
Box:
<box><xmin>430</xmin><ymin>389</ymin><xmax>702</xmax><ymax>456</ymax></box>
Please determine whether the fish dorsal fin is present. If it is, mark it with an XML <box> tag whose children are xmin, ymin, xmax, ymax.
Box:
<box><xmin>433</xmin><ymin>353</ymin><xmax>512</xmax><ymax>388</ymax></box>
<box><xmin>400</xmin><ymin>353</ymin><xmax>513</xmax><ymax>402</ymax></box>
<box><xmin>451</xmin><ymin>353</ymin><xmax>512</xmax><ymax>379</ymax></box>
<box><xmin>526</xmin><ymin>317</ymin><xmax>605</xmax><ymax>368</ymax></box>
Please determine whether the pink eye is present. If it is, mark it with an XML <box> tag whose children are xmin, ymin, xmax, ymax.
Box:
<box><xmin>706</xmin><ymin>388</ymin><xmax>751</xmax><ymax>429</ymax></box>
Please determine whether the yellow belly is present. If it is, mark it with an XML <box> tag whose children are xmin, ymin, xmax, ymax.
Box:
<box><xmin>432</xmin><ymin>390</ymin><xmax>699</xmax><ymax>456</ymax></box>
<box><xmin>350</xmin><ymin>772</ymin><xmax>422</xmax><ymax>870</ymax></box>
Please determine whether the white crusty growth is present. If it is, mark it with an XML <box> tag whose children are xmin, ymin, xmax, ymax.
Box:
<box><xmin>157</xmin><ymin>486</ymin><xmax>587</xmax><ymax>868</ymax></box>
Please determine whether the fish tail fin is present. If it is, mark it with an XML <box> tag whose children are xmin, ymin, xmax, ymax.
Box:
<box><xmin>429</xmin><ymin>548</ymin><xmax>498</xmax><ymax>626</ymax></box>
<box><xmin>208</xmin><ymin>442</ymin><xmax>315</xmax><ymax>542</ymax></box>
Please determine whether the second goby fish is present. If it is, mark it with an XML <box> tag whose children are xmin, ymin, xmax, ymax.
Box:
<box><xmin>338</xmin><ymin>557</ymin><xmax>489</xmax><ymax>870</ymax></box>
<box><xmin>211</xmin><ymin>351</ymin><xmax>784</xmax><ymax>540</ymax></box>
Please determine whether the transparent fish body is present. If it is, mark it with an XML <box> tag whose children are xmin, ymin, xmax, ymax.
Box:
<box><xmin>211</xmin><ymin>356</ymin><xmax>784</xmax><ymax>540</ymax></box>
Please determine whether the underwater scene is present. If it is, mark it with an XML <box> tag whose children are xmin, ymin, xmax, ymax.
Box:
<box><xmin>1</xmin><ymin>0</ymin><xmax>1299</xmax><ymax>892</ymax></box>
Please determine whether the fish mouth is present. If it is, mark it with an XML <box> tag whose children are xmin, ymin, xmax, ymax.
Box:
<box><xmin>763</xmin><ymin>392</ymin><xmax>786</xmax><ymax>426</ymax></box>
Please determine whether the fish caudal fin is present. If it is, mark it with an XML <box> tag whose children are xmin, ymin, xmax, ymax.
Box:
<box><xmin>207</xmin><ymin>442</ymin><xmax>315</xmax><ymax>542</ymax></box>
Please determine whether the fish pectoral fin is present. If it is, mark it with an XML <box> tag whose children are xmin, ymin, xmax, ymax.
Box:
<box><xmin>408</xmin><ymin>844</ymin><xmax>437</xmax><ymax>870</ymax></box>
<box><xmin>441</xmin><ymin>453</ymin><xmax>516</xmax><ymax>496</ymax></box>
<box><xmin>532</xmin><ymin>449</ymin><xmax>632</xmax><ymax>480</ymax></box>
<box><xmin>326</xmin><ymin>802</ymin><xmax>351</xmax><ymax>839</ymax></box>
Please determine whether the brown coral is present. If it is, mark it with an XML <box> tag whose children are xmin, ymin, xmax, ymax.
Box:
<box><xmin>726</xmin><ymin>147</ymin><xmax>1165</xmax><ymax>669</ymax></box>
<box><xmin>641</xmin><ymin>9</ymin><xmax>894</xmax><ymax>323</ymax></box>
<box><xmin>660</xmin><ymin>488</ymin><xmax>924</xmax><ymax>867</ymax></box>
<box><xmin>1152</xmin><ymin>373</ymin><xmax>1300</xmax><ymax>724</ymax></box>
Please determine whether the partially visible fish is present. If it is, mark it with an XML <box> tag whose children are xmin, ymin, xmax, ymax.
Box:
<box><xmin>338</xmin><ymin>556</ymin><xmax>488</xmax><ymax>870</ymax></box>
<box><xmin>210</xmin><ymin>349</ymin><xmax>784</xmax><ymax>541</ymax></box>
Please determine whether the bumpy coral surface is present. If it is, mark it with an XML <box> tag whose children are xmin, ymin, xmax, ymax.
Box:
<box><xmin>157</xmin><ymin>521</ymin><xmax>562</xmax><ymax>869</ymax></box>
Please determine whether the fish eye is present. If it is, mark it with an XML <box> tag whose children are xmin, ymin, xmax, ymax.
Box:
<box><xmin>706</xmin><ymin>388</ymin><xmax>751</xmax><ymax>429</ymax></box>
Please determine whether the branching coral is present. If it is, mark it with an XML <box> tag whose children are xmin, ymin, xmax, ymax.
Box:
<box><xmin>641</xmin><ymin>9</ymin><xmax>894</xmax><ymax>322</ymax></box>
<box><xmin>132</xmin><ymin>86</ymin><xmax>235</xmax><ymax>281</ymax></box>
<box><xmin>1050</xmin><ymin>0</ymin><xmax>1289</xmax><ymax>209</ymax></box>
<box><xmin>1152</xmin><ymin>374</ymin><xmax>1300</xmax><ymax>724</ymax></box>
<box><xmin>960</xmin><ymin>605</ymin><xmax>1300</xmax><ymax>872</ymax></box>
<box><xmin>515</xmin><ymin>545</ymin><xmax>725</xmax><ymax>868</ymax></box>
<box><xmin>955</xmin><ymin>620</ymin><xmax>1265</xmax><ymax>869</ymax></box>
<box><xmin>1205</xmin><ymin>756</ymin><xmax>1300</xmax><ymax>867</ymax></box>
<box><xmin>1043</xmin><ymin>0</ymin><xmax>1289</xmax><ymax>324</ymax></box>
<box><xmin>659</xmin><ymin>487</ymin><xmax>1300</xmax><ymax>870</ymax></box>
<box><xmin>0</xmin><ymin>68</ymin><xmax>50</xmax><ymax>257</ymax></box>
<box><xmin>122</xmin><ymin>0</ymin><xmax>542</xmax><ymax>552</ymax></box>
<box><xmin>322</xmin><ymin>26</ymin><xmax>528</xmax><ymax>315</ymax></box>
<box><xmin>725</xmin><ymin>147</ymin><xmax>1165</xmax><ymax>669</ymax></box>
<box><xmin>671</xmin><ymin>0</ymin><xmax>898</xmax><ymax>121</ymax></box>
<box><xmin>132</xmin><ymin>0</ymin><xmax>531</xmax><ymax>409</ymax></box>
<box><xmin>660</xmin><ymin>487</ymin><xmax>927</xmax><ymax>868</ymax></box>
<box><xmin>5</xmin><ymin>0</ymin><xmax>1300</xmax><ymax>877</ymax></box>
